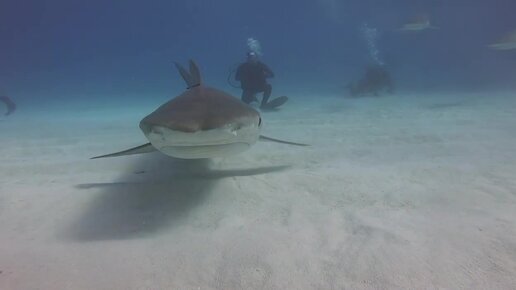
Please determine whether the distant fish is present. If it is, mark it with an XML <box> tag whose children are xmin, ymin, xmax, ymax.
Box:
<box><xmin>488</xmin><ymin>30</ymin><xmax>516</xmax><ymax>50</ymax></box>
<box><xmin>398</xmin><ymin>15</ymin><xmax>438</xmax><ymax>32</ymax></box>
<box><xmin>0</xmin><ymin>96</ymin><xmax>16</xmax><ymax>116</ymax></box>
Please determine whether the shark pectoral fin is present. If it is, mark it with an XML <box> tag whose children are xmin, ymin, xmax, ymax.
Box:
<box><xmin>91</xmin><ymin>143</ymin><xmax>156</xmax><ymax>159</ymax></box>
<box><xmin>259</xmin><ymin>135</ymin><xmax>310</xmax><ymax>147</ymax></box>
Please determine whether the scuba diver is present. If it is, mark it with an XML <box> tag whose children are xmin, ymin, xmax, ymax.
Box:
<box><xmin>347</xmin><ymin>64</ymin><xmax>394</xmax><ymax>97</ymax></box>
<box><xmin>234</xmin><ymin>52</ymin><xmax>287</xmax><ymax>110</ymax></box>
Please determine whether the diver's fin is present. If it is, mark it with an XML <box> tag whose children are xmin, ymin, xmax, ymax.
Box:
<box><xmin>259</xmin><ymin>135</ymin><xmax>310</xmax><ymax>146</ymax></box>
<box><xmin>188</xmin><ymin>59</ymin><xmax>202</xmax><ymax>86</ymax></box>
<box><xmin>260</xmin><ymin>96</ymin><xmax>288</xmax><ymax>110</ymax></box>
<box><xmin>0</xmin><ymin>96</ymin><xmax>16</xmax><ymax>116</ymax></box>
<box><xmin>91</xmin><ymin>143</ymin><xmax>156</xmax><ymax>159</ymax></box>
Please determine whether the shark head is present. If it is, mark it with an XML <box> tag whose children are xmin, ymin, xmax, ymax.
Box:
<box><xmin>139</xmin><ymin>86</ymin><xmax>262</xmax><ymax>159</ymax></box>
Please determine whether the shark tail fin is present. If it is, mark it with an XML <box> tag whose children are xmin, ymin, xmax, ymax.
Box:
<box><xmin>91</xmin><ymin>143</ymin><xmax>156</xmax><ymax>159</ymax></box>
<box><xmin>259</xmin><ymin>135</ymin><xmax>310</xmax><ymax>147</ymax></box>
<box><xmin>174</xmin><ymin>60</ymin><xmax>201</xmax><ymax>89</ymax></box>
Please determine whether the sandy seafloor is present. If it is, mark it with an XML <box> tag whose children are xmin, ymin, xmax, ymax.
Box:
<box><xmin>1</xmin><ymin>91</ymin><xmax>516</xmax><ymax>289</ymax></box>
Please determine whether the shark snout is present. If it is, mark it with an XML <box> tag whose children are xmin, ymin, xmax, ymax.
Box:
<box><xmin>139</xmin><ymin>123</ymin><xmax>174</xmax><ymax>147</ymax></box>
<box><xmin>139</xmin><ymin>122</ymin><xmax>151</xmax><ymax>135</ymax></box>
<box><xmin>139</xmin><ymin>123</ymin><xmax>165</xmax><ymax>138</ymax></box>
<box><xmin>140</xmin><ymin>124</ymin><xmax>178</xmax><ymax>145</ymax></box>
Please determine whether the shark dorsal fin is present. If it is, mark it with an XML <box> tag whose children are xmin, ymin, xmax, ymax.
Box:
<box><xmin>174</xmin><ymin>60</ymin><xmax>202</xmax><ymax>89</ymax></box>
<box><xmin>188</xmin><ymin>60</ymin><xmax>202</xmax><ymax>87</ymax></box>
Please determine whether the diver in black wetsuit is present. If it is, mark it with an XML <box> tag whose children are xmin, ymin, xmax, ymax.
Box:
<box><xmin>235</xmin><ymin>52</ymin><xmax>274</xmax><ymax>108</ymax></box>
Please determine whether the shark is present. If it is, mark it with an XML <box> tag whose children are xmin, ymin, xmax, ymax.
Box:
<box><xmin>92</xmin><ymin>60</ymin><xmax>308</xmax><ymax>160</ymax></box>
<box><xmin>398</xmin><ymin>15</ymin><xmax>438</xmax><ymax>32</ymax></box>
<box><xmin>489</xmin><ymin>30</ymin><xmax>516</xmax><ymax>50</ymax></box>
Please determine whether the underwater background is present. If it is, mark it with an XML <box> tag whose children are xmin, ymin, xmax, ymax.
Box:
<box><xmin>2</xmin><ymin>1</ymin><xmax>516</xmax><ymax>289</ymax></box>
<box><xmin>2</xmin><ymin>0</ymin><xmax>516</xmax><ymax>108</ymax></box>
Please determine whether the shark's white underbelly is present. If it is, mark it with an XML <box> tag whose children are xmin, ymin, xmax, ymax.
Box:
<box><xmin>159</xmin><ymin>143</ymin><xmax>251</xmax><ymax>159</ymax></box>
<box><xmin>143</xmin><ymin>124</ymin><xmax>260</xmax><ymax>159</ymax></box>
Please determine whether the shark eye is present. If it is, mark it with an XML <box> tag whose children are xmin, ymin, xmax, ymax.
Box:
<box><xmin>258</xmin><ymin>117</ymin><xmax>262</xmax><ymax>127</ymax></box>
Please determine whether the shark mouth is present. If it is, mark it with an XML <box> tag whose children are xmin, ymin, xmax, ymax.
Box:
<box><xmin>140</xmin><ymin>124</ymin><xmax>260</xmax><ymax>159</ymax></box>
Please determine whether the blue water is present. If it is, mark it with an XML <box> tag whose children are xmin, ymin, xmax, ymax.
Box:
<box><xmin>1</xmin><ymin>0</ymin><xmax>516</xmax><ymax>109</ymax></box>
